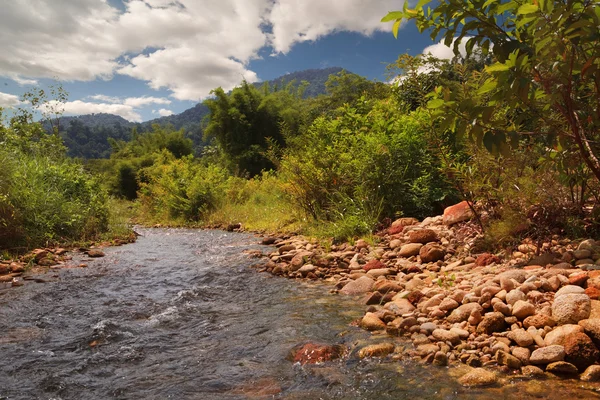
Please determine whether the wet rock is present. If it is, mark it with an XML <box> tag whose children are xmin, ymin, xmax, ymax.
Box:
<box><xmin>496</xmin><ymin>350</ymin><xmax>522</xmax><ymax>369</ymax></box>
<box><xmin>512</xmin><ymin>300</ymin><xmax>536</xmax><ymax>320</ymax></box>
<box><xmin>545</xmin><ymin>324</ymin><xmax>584</xmax><ymax>345</ymax></box>
<box><xmin>398</xmin><ymin>243</ymin><xmax>423</xmax><ymax>258</ymax></box>
<box><xmin>419</xmin><ymin>243</ymin><xmax>445</xmax><ymax>263</ymax></box>
<box><xmin>511</xmin><ymin>347</ymin><xmax>531</xmax><ymax>365</ymax></box>
<box><xmin>358</xmin><ymin>342</ymin><xmax>395</xmax><ymax>359</ymax></box>
<box><xmin>580</xmin><ymin>365</ymin><xmax>600</xmax><ymax>381</ymax></box>
<box><xmin>290</xmin><ymin>251</ymin><xmax>314</xmax><ymax>271</ymax></box>
<box><xmin>458</xmin><ymin>368</ymin><xmax>497</xmax><ymax>387</ymax></box>
<box><xmin>433</xmin><ymin>351</ymin><xmax>448</xmax><ymax>366</ymax></box>
<box><xmin>521</xmin><ymin>365</ymin><xmax>545</xmax><ymax>377</ymax></box>
<box><xmin>87</xmin><ymin>249</ymin><xmax>105</xmax><ymax>258</ymax></box>
<box><xmin>476</xmin><ymin>312</ymin><xmax>506</xmax><ymax>334</ymax></box>
<box><xmin>360</xmin><ymin>312</ymin><xmax>387</xmax><ymax>331</ymax></box>
<box><xmin>261</xmin><ymin>237</ymin><xmax>277</xmax><ymax>245</ymax></box>
<box><xmin>408</xmin><ymin>229</ymin><xmax>438</xmax><ymax>244</ymax></box>
<box><xmin>530</xmin><ymin>345</ymin><xmax>566</xmax><ymax>364</ymax></box>
<box><xmin>546</xmin><ymin>361</ymin><xmax>579</xmax><ymax>375</ymax></box>
<box><xmin>291</xmin><ymin>343</ymin><xmax>344</xmax><ymax>365</ymax></box>
<box><xmin>552</xmin><ymin>293</ymin><xmax>591</xmax><ymax>325</ymax></box>
<box><xmin>298</xmin><ymin>264</ymin><xmax>317</xmax><ymax>276</ymax></box>
<box><xmin>563</xmin><ymin>332</ymin><xmax>599</xmax><ymax>371</ymax></box>
<box><xmin>339</xmin><ymin>276</ymin><xmax>375</xmax><ymax>295</ymax></box>
<box><xmin>443</xmin><ymin>201</ymin><xmax>474</xmax><ymax>226</ymax></box>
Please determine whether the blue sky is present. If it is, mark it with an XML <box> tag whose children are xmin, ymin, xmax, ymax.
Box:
<box><xmin>0</xmin><ymin>1</ymin><xmax>446</xmax><ymax>122</ymax></box>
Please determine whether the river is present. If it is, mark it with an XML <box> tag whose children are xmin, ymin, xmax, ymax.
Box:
<box><xmin>1</xmin><ymin>228</ymin><xmax>599</xmax><ymax>399</ymax></box>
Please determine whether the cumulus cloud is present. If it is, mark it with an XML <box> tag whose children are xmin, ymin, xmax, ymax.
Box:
<box><xmin>0</xmin><ymin>91</ymin><xmax>22</xmax><ymax>107</ymax></box>
<box><xmin>12</xmin><ymin>76</ymin><xmax>38</xmax><ymax>86</ymax></box>
<box><xmin>422</xmin><ymin>38</ymin><xmax>470</xmax><ymax>60</ymax></box>
<box><xmin>268</xmin><ymin>0</ymin><xmax>405</xmax><ymax>54</ymax></box>
<box><xmin>0</xmin><ymin>0</ymin><xmax>408</xmax><ymax>101</ymax></box>
<box><xmin>156</xmin><ymin>108</ymin><xmax>174</xmax><ymax>117</ymax></box>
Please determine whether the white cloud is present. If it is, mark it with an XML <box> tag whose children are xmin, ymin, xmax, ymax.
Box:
<box><xmin>268</xmin><ymin>0</ymin><xmax>405</xmax><ymax>54</ymax></box>
<box><xmin>43</xmin><ymin>100</ymin><xmax>142</xmax><ymax>122</ymax></box>
<box><xmin>422</xmin><ymin>38</ymin><xmax>470</xmax><ymax>60</ymax></box>
<box><xmin>157</xmin><ymin>108</ymin><xmax>174</xmax><ymax>117</ymax></box>
<box><xmin>123</xmin><ymin>96</ymin><xmax>171</xmax><ymax>107</ymax></box>
<box><xmin>0</xmin><ymin>0</ymin><xmax>409</xmax><ymax>101</ymax></box>
<box><xmin>87</xmin><ymin>94</ymin><xmax>121</xmax><ymax>103</ymax></box>
<box><xmin>0</xmin><ymin>91</ymin><xmax>22</xmax><ymax>107</ymax></box>
<box><xmin>12</xmin><ymin>76</ymin><xmax>38</xmax><ymax>86</ymax></box>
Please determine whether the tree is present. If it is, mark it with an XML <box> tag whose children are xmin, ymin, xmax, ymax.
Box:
<box><xmin>383</xmin><ymin>0</ymin><xmax>600</xmax><ymax>183</ymax></box>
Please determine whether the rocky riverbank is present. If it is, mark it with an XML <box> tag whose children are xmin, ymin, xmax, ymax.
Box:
<box><xmin>252</xmin><ymin>201</ymin><xmax>600</xmax><ymax>387</ymax></box>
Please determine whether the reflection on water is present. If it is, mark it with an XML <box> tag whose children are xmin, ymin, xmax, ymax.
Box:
<box><xmin>1</xmin><ymin>228</ymin><xmax>599</xmax><ymax>399</ymax></box>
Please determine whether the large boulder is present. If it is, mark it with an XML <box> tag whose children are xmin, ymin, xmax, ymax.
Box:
<box><xmin>545</xmin><ymin>324</ymin><xmax>584</xmax><ymax>346</ymax></box>
<box><xmin>443</xmin><ymin>201</ymin><xmax>474</xmax><ymax>226</ymax></box>
<box><xmin>552</xmin><ymin>293</ymin><xmax>591</xmax><ymax>325</ymax></box>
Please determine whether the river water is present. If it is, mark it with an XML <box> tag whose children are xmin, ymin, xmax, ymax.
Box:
<box><xmin>1</xmin><ymin>228</ymin><xmax>599</xmax><ymax>399</ymax></box>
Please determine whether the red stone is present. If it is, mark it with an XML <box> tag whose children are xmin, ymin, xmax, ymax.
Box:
<box><xmin>442</xmin><ymin>201</ymin><xmax>474</xmax><ymax>226</ymax></box>
<box><xmin>569</xmin><ymin>272</ymin><xmax>589</xmax><ymax>287</ymax></box>
<box><xmin>475</xmin><ymin>253</ymin><xmax>501</xmax><ymax>267</ymax></box>
<box><xmin>585</xmin><ymin>287</ymin><xmax>600</xmax><ymax>300</ymax></box>
<box><xmin>363</xmin><ymin>259</ymin><xmax>386</xmax><ymax>272</ymax></box>
<box><xmin>408</xmin><ymin>229</ymin><xmax>438</xmax><ymax>244</ymax></box>
<box><xmin>388</xmin><ymin>225</ymin><xmax>404</xmax><ymax>235</ymax></box>
<box><xmin>291</xmin><ymin>343</ymin><xmax>344</xmax><ymax>365</ymax></box>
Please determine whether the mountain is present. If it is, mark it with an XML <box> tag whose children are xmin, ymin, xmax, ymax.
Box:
<box><xmin>54</xmin><ymin>67</ymin><xmax>349</xmax><ymax>159</ymax></box>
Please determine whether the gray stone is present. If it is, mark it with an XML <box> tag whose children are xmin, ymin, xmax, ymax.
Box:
<box><xmin>432</xmin><ymin>329</ymin><xmax>461</xmax><ymax>345</ymax></box>
<box><xmin>398</xmin><ymin>243</ymin><xmax>423</xmax><ymax>258</ymax></box>
<box><xmin>530</xmin><ymin>345</ymin><xmax>565</xmax><ymax>364</ymax></box>
<box><xmin>552</xmin><ymin>293</ymin><xmax>591</xmax><ymax>325</ymax></box>
<box><xmin>506</xmin><ymin>289</ymin><xmax>527</xmax><ymax>306</ymax></box>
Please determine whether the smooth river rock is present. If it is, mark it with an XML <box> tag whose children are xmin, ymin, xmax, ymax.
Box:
<box><xmin>340</xmin><ymin>276</ymin><xmax>375</xmax><ymax>295</ymax></box>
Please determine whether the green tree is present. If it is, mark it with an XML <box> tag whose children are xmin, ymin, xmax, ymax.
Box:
<box><xmin>383</xmin><ymin>0</ymin><xmax>600</xmax><ymax>183</ymax></box>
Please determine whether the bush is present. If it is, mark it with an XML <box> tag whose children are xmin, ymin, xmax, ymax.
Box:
<box><xmin>279</xmin><ymin>98</ymin><xmax>456</xmax><ymax>239</ymax></box>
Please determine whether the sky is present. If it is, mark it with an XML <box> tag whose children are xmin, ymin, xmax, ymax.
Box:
<box><xmin>0</xmin><ymin>0</ymin><xmax>454</xmax><ymax>122</ymax></box>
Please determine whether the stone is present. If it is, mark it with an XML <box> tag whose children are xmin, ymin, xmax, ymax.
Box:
<box><xmin>545</xmin><ymin>325</ymin><xmax>584</xmax><ymax>346</ymax></box>
<box><xmin>408</xmin><ymin>229</ymin><xmax>438</xmax><ymax>244</ymax></box>
<box><xmin>398</xmin><ymin>243</ymin><xmax>423</xmax><ymax>258</ymax></box>
<box><xmin>458</xmin><ymin>368</ymin><xmax>497</xmax><ymax>387</ymax></box>
<box><xmin>579</xmin><ymin>318</ymin><xmax>600</xmax><ymax>343</ymax></box>
<box><xmin>438</xmin><ymin>298</ymin><xmax>460</xmax><ymax>311</ymax></box>
<box><xmin>364</xmin><ymin>292</ymin><xmax>383</xmax><ymax>306</ymax></box>
<box><xmin>496</xmin><ymin>350</ymin><xmax>522</xmax><ymax>369</ymax></box>
<box><xmin>433</xmin><ymin>351</ymin><xmax>448</xmax><ymax>366</ymax></box>
<box><xmin>443</xmin><ymin>201</ymin><xmax>474</xmax><ymax>226</ymax></box>
<box><xmin>556</xmin><ymin>285</ymin><xmax>586</xmax><ymax>297</ymax></box>
<box><xmin>392</xmin><ymin>217</ymin><xmax>419</xmax><ymax>227</ymax></box>
<box><xmin>580</xmin><ymin>365</ymin><xmax>600</xmax><ymax>381</ymax></box>
<box><xmin>298</xmin><ymin>264</ymin><xmax>317</xmax><ymax>276</ymax></box>
<box><xmin>523</xmin><ymin>314</ymin><xmax>556</xmax><ymax>329</ymax></box>
<box><xmin>278</xmin><ymin>244</ymin><xmax>296</xmax><ymax>254</ymax></box>
<box><xmin>358</xmin><ymin>342</ymin><xmax>395</xmax><ymax>359</ymax></box>
<box><xmin>476</xmin><ymin>312</ymin><xmax>507</xmax><ymax>334</ymax></box>
<box><xmin>512</xmin><ymin>300</ymin><xmax>536</xmax><ymax>320</ymax></box>
<box><xmin>563</xmin><ymin>332</ymin><xmax>599</xmax><ymax>371</ymax></box>
<box><xmin>530</xmin><ymin>345</ymin><xmax>566</xmax><ymax>364</ymax></box>
<box><xmin>447</xmin><ymin>303</ymin><xmax>484</xmax><ymax>323</ymax></box>
<box><xmin>374</xmin><ymin>280</ymin><xmax>402</xmax><ymax>294</ymax></box>
<box><xmin>360</xmin><ymin>312</ymin><xmax>386</xmax><ymax>331</ymax></box>
<box><xmin>521</xmin><ymin>365</ymin><xmax>545</xmax><ymax>377</ymax></box>
<box><xmin>366</xmin><ymin>268</ymin><xmax>390</xmax><ymax>279</ymax></box>
<box><xmin>498</xmin><ymin>270</ymin><xmax>528</xmax><ymax>283</ymax></box>
<box><xmin>508</xmin><ymin>329</ymin><xmax>534</xmax><ymax>347</ymax></box>
<box><xmin>261</xmin><ymin>237</ymin><xmax>277</xmax><ymax>245</ymax></box>
<box><xmin>500</xmin><ymin>277</ymin><xmax>516</xmax><ymax>292</ymax></box>
<box><xmin>546</xmin><ymin>361</ymin><xmax>579</xmax><ymax>375</ymax></box>
<box><xmin>493</xmin><ymin>301</ymin><xmax>511</xmax><ymax>316</ymax></box>
<box><xmin>574</xmin><ymin>249</ymin><xmax>592</xmax><ymax>260</ymax></box>
<box><xmin>476</xmin><ymin>253</ymin><xmax>501</xmax><ymax>267</ymax></box>
<box><xmin>389</xmin><ymin>239</ymin><xmax>402</xmax><ymax>250</ymax></box>
<box><xmin>552</xmin><ymin>293</ymin><xmax>591</xmax><ymax>325</ymax></box>
<box><xmin>363</xmin><ymin>259</ymin><xmax>386</xmax><ymax>272</ymax></box>
<box><xmin>419</xmin><ymin>243</ymin><xmax>445</xmax><ymax>263</ymax></box>
<box><xmin>420</xmin><ymin>322</ymin><xmax>437</xmax><ymax>334</ymax></box>
<box><xmin>291</xmin><ymin>343</ymin><xmax>344</xmax><ymax>365</ymax></box>
<box><xmin>384</xmin><ymin>298</ymin><xmax>416</xmax><ymax>315</ymax></box>
<box><xmin>506</xmin><ymin>289</ymin><xmax>526</xmax><ymax>306</ymax></box>
<box><xmin>432</xmin><ymin>329</ymin><xmax>461</xmax><ymax>345</ymax></box>
<box><xmin>339</xmin><ymin>276</ymin><xmax>375</xmax><ymax>295</ymax></box>
<box><xmin>290</xmin><ymin>251</ymin><xmax>314</xmax><ymax>271</ymax></box>
<box><xmin>511</xmin><ymin>347</ymin><xmax>531</xmax><ymax>364</ymax></box>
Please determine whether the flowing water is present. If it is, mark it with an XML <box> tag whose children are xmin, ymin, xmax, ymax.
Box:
<box><xmin>1</xmin><ymin>228</ymin><xmax>600</xmax><ymax>399</ymax></box>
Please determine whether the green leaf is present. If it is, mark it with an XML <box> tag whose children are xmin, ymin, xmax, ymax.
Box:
<box><xmin>478</xmin><ymin>78</ymin><xmax>497</xmax><ymax>94</ymax></box>
<box><xmin>381</xmin><ymin>11</ymin><xmax>404</xmax><ymax>22</ymax></box>
<box><xmin>517</xmin><ymin>4</ymin><xmax>539</xmax><ymax>15</ymax></box>
<box><xmin>392</xmin><ymin>20</ymin><xmax>401</xmax><ymax>38</ymax></box>
<box><xmin>485</xmin><ymin>63</ymin><xmax>510</xmax><ymax>72</ymax></box>
<box><xmin>427</xmin><ymin>98</ymin><xmax>445</xmax><ymax>109</ymax></box>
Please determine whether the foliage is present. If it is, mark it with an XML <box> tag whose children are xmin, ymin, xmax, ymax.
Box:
<box><xmin>0</xmin><ymin>111</ymin><xmax>109</xmax><ymax>249</ymax></box>
<box><xmin>383</xmin><ymin>0</ymin><xmax>600</xmax><ymax>186</ymax></box>
<box><xmin>279</xmin><ymin>98</ymin><xmax>456</xmax><ymax>239</ymax></box>
<box><xmin>136</xmin><ymin>153</ymin><xmax>229</xmax><ymax>223</ymax></box>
